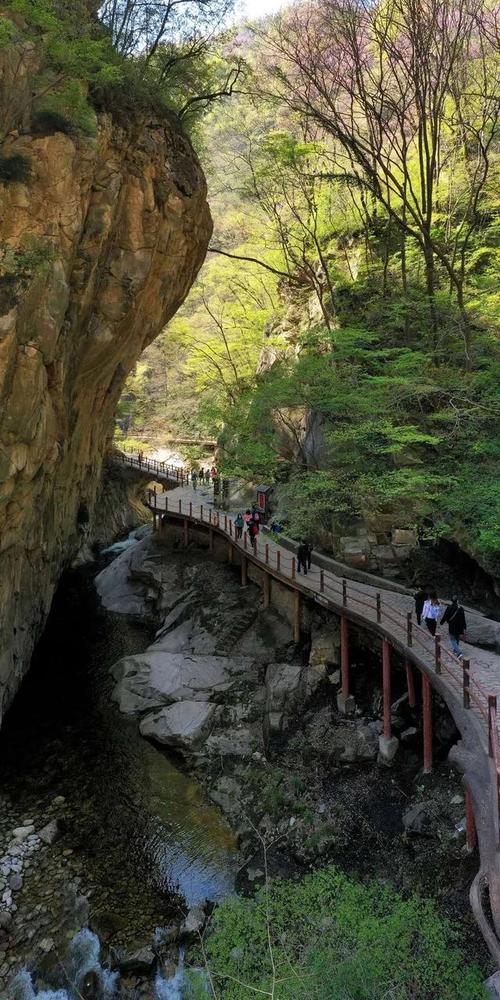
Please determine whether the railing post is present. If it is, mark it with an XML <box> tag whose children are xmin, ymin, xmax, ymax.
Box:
<box><xmin>465</xmin><ymin>788</ymin><xmax>477</xmax><ymax>852</ymax></box>
<box><xmin>434</xmin><ymin>635</ymin><xmax>441</xmax><ymax>674</ymax></box>
<box><xmin>265</xmin><ymin>543</ymin><xmax>269</xmax><ymax>565</ymax></box>
<box><xmin>320</xmin><ymin>569</ymin><xmax>324</xmax><ymax>593</ymax></box>
<box><xmin>165</xmin><ymin>496</ymin><xmax>168</xmax><ymax>512</ymax></box>
<box><xmin>244</xmin><ymin>532</ymin><xmax>247</xmax><ymax>550</ymax></box>
<box><xmin>263</xmin><ymin>572</ymin><xmax>270</xmax><ymax>609</ymax></box>
<box><xmin>189</xmin><ymin>501</ymin><xmax>192</xmax><ymax>518</ymax></box>
<box><xmin>292</xmin><ymin>557</ymin><xmax>296</xmax><ymax>579</ymax></box>
<box><xmin>277</xmin><ymin>550</ymin><xmax>281</xmax><ymax>572</ymax></box>
<box><xmin>405</xmin><ymin>660</ymin><xmax>416</xmax><ymax>708</ymax></box>
<box><xmin>200</xmin><ymin>505</ymin><xmax>204</xmax><ymax>521</ymax></box>
<box><xmin>293</xmin><ymin>591</ymin><xmax>301</xmax><ymax>643</ymax></box>
<box><xmin>209</xmin><ymin>509</ymin><xmax>212</xmax><ymax>524</ymax></box>
<box><xmin>407</xmin><ymin>612</ymin><xmax>413</xmax><ymax>647</ymax></box>
<box><xmin>488</xmin><ymin>695</ymin><xmax>497</xmax><ymax>758</ymax></box>
<box><xmin>460</xmin><ymin>658</ymin><xmax>470</xmax><ymax>709</ymax></box>
<box><xmin>178</xmin><ymin>498</ymin><xmax>182</xmax><ymax>514</ymax></box>
<box><xmin>382</xmin><ymin>639</ymin><xmax>393</xmax><ymax>741</ymax></box>
<box><xmin>376</xmin><ymin>593</ymin><xmax>381</xmax><ymax>623</ymax></box>
<box><xmin>229</xmin><ymin>519</ymin><xmax>233</xmax><ymax>538</ymax></box>
<box><xmin>342</xmin><ymin>578</ymin><xmax>347</xmax><ymax>606</ymax></box>
<box><xmin>224</xmin><ymin>515</ymin><xmax>227</xmax><ymax>532</ymax></box>
<box><xmin>422</xmin><ymin>673</ymin><xmax>433</xmax><ymax>773</ymax></box>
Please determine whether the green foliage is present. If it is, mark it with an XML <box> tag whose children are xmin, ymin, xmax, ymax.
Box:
<box><xmin>0</xmin><ymin>154</ymin><xmax>30</xmax><ymax>182</ymax></box>
<box><xmin>188</xmin><ymin>866</ymin><xmax>487</xmax><ymax>999</ymax></box>
<box><xmin>0</xmin><ymin>237</ymin><xmax>55</xmax><ymax>310</ymax></box>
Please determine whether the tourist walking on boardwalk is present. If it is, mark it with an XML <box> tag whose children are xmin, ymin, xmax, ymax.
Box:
<box><xmin>191</xmin><ymin>470</ymin><xmax>198</xmax><ymax>490</ymax></box>
<box><xmin>199</xmin><ymin>467</ymin><xmax>205</xmax><ymax>483</ymax></box>
<box><xmin>305</xmin><ymin>541</ymin><xmax>313</xmax><ymax>569</ymax></box>
<box><xmin>440</xmin><ymin>597</ymin><xmax>467</xmax><ymax>657</ymax></box>
<box><xmin>414</xmin><ymin>585</ymin><xmax>428</xmax><ymax>626</ymax></box>
<box><xmin>422</xmin><ymin>591</ymin><xmax>441</xmax><ymax>636</ymax></box>
<box><xmin>297</xmin><ymin>540</ymin><xmax>309</xmax><ymax>575</ymax></box>
<box><xmin>243</xmin><ymin>510</ymin><xmax>252</xmax><ymax>532</ymax></box>
<box><xmin>234</xmin><ymin>513</ymin><xmax>244</xmax><ymax>540</ymax></box>
<box><xmin>249</xmin><ymin>519</ymin><xmax>259</xmax><ymax>551</ymax></box>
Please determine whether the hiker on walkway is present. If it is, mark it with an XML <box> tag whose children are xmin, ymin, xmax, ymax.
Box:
<box><xmin>422</xmin><ymin>591</ymin><xmax>441</xmax><ymax>636</ymax></box>
<box><xmin>199</xmin><ymin>467</ymin><xmax>205</xmax><ymax>483</ymax></box>
<box><xmin>234</xmin><ymin>513</ymin><xmax>244</xmax><ymax>540</ymax></box>
<box><xmin>249</xmin><ymin>519</ymin><xmax>259</xmax><ymax>551</ymax></box>
<box><xmin>414</xmin><ymin>585</ymin><xmax>428</xmax><ymax>626</ymax></box>
<box><xmin>270</xmin><ymin>519</ymin><xmax>283</xmax><ymax>536</ymax></box>
<box><xmin>243</xmin><ymin>510</ymin><xmax>252</xmax><ymax>532</ymax></box>
<box><xmin>440</xmin><ymin>597</ymin><xmax>467</xmax><ymax>657</ymax></box>
<box><xmin>191</xmin><ymin>470</ymin><xmax>198</xmax><ymax>490</ymax></box>
<box><xmin>305</xmin><ymin>541</ymin><xmax>313</xmax><ymax>570</ymax></box>
<box><xmin>211</xmin><ymin>465</ymin><xmax>218</xmax><ymax>479</ymax></box>
<box><xmin>297</xmin><ymin>540</ymin><xmax>309</xmax><ymax>575</ymax></box>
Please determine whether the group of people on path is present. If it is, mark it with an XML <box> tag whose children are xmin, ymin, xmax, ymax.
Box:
<box><xmin>414</xmin><ymin>587</ymin><xmax>467</xmax><ymax>656</ymax></box>
<box><xmin>191</xmin><ymin>466</ymin><xmax>218</xmax><ymax>489</ymax></box>
<box><xmin>234</xmin><ymin>509</ymin><xmax>261</xmax><ymax>549</ymax></box>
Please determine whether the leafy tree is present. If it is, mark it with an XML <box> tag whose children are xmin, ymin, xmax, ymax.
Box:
<box><xmin>188</xmin><ymin>865</ymin><xmax>487</xmax><ymax>999</ymax></box>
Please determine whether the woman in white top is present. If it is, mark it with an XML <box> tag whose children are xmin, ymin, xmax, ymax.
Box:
<box><xmin>422</xmin><ymin>591</ymin><xmax>441</xmax><ymax>636</ymax></box>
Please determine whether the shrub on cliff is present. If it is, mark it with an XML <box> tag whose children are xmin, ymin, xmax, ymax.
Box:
<box><xmin>188</xmin><ymin>866</ymin><xmax>487</xmax><ymax>999</ymax></box>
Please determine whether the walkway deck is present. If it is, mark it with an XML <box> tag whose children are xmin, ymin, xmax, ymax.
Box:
<box><xmin>117</xmin><ymin>450</ymin><xmax>500</xmax><ymax>958</ymax></box>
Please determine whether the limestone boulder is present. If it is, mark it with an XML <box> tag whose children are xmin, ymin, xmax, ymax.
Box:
<box><xmin>139</xmin><ymin>702</ymin><xmax>217</xmax><ymax>751</ymax></box>
<box><xmin>112</xmin><ymin>650</ymin><xmax>253</xmax><ymax>715</ymax></box>
<box><xmin>308</xmin><ymin>623</ymin><xmax>340</xmax><ymax>694</ymax></box>
<box><xmin>265</xmin><ymin>662</ymin><xmax>305</xmax><ymax>720</ymax></box>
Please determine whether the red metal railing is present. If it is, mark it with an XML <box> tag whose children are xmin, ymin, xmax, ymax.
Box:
<box><xmin>134</xmin><ymin>451</ymin><xmax>500</xmax><ymax>842</ymax></box>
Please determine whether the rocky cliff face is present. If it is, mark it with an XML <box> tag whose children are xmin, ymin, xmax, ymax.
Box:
<box><xmin>0</xmin><ymin>75</ymin><xmax>212</xmax><ymax>722</ymax></box>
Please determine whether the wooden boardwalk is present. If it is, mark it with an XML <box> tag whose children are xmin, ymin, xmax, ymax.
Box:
<box><xmin>117</xmin><ymin>450</ymin><xmax>500</xmax><ymax>958</ymax></box>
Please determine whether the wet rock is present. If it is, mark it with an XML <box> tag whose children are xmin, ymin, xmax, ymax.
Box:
<box><xmin>38</xmin><ymin>819</ymin><xmax>60</xmax><ymax>845</ymax></box>
<box><xmin>400</xmin><ymin>726</ymin><xmax>418</xmax><ymax>743</ymax></box>
<box><xmin>8</xmin><ymin>874</ymin><xmax>22</xmax><ymax>892</ymax></box>
<box><xmin>139</xmin><ymin>701</ymin><xmax>217</xmax><ymax>751</ymax></box>
<box><xmin>0</xmin><ymin>912</ymin><xmax>12</xmax><ymax>930</ymax></box>
<box><xmin>209</xmin><ymin>776</ymin><xmax>242</xmax><ymax>816</ymax></box>
<box><xmin>182</xmin><ymin>905</ymin><xmax>206</xmax><ymax>939</ymax></box>
<box><xmin>402</xmin><ymin>801</ymin><xmax>436</xmax><ymax>836</ymax></box>
<box><xmin>52</xmin><ymin>796</ymin><xmax>66</xmax><ymax>806</ymax></box>
<box><xmin>12</xmin><ymin>825</ymin><xmax>34</xmax><ymax>841</ymax></box>
<box><xmin>355</xmin><ymin>725</ymin><xmax>378</xmax><ymax>760</ymax></box>
<box><xmin>485</xmin><ymin>971</ymin><xmax>500</xmax><ymax>999</ymax></box>
<box><xmin>119</xmin><ymin>946</ymin><xmax>156</xmax><ymax>975</ymax></box>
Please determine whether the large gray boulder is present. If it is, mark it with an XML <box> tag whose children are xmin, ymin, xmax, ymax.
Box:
<box><xmin>265</xmin><ymin>662</ymin><xmax>304</xmax><ymax>716</ymax></box>
<box><xmin>139</xmin><ymin>702</ymin><xmax>217</xmax><ymax>751</ymax></box>
<box><xmin>95</xmin><ymin>536</ymin><xmax>180</xmax><ymax>617</ymax></box>
<box><xmin>308</xmin><ymin>623</ymin><xmax>340</xmax><ymax>694</ymax></box>
<box><xmin>112</xmin><ymin>650</ymin><xmax>254</xmax><ymax>715</ymax></box>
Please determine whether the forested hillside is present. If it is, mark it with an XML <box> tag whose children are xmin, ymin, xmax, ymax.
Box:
<box><xmin>118</xmin><ymin>0</ymin><xmax>500</xmax><ymax>578</ymax></box>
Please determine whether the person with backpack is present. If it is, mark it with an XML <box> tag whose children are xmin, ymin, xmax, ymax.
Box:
<box><xmin>297</xmin><ymin>540</ymin><xmax>309</xmax><ymax>575</ymax></box>
<box><xmin>191</xmin><ymin>470</ymin><xmax>198</xmax><ymax>490</ymax></box>
<box><xmin>421</xmin><ymin>591</ymin><xmax>441</xmax><ymax>636</ymax></box>
<box><xmin>249</xmin><ymin>518</ymin><xmax>259</xmax><ymax>551</ymax></box>
<box><xmin>199</xmin><ymin>467</ymin><xmax>205</xmax><ymax>483</ymax></box>
<box><xmin>234</xmin><ymin>513</ymin><xmax>244</xmax><ymax>540</ymax></box>
<box><xmin>414</xmin><ymin>585</ymin><xmax>428</xmax><ymax>626</ymax></box>
<box><xmin>440</xmin><ymin>597</ymin><xmax>467</xmax><ymax>656</ymax></box>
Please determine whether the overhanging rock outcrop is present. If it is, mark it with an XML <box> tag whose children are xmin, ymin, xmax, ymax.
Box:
<box><xmin>0</xmin><ymin>81</ymin><xmax>212</xmax><ymax>723</ymax></box>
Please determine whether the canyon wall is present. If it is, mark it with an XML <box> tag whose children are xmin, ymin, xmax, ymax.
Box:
<box><xmin>0</xmin><ymin>66</ymin><xmax>212</xmax><ymax>722</ymax></box>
